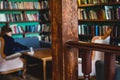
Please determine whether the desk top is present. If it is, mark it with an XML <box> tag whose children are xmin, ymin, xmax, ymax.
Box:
<box><xmin>24</xmin><ymin>48</ymin><xmax>52</xmax><ymax>60</ymax></box>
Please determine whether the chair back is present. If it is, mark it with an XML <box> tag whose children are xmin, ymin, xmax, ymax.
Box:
<box><xmin>91</xmin><ymin>29</ymin><xmax>112</xmax><ymax>60</ymax></box>
<box><xmin>0</xmin><ymin>37</ymin><xmax>6</xmax><ymax>59</ymax></box>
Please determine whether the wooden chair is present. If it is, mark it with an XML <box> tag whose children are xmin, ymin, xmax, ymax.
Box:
<box><xmin>78</xmin><ymin>29</ymin><xmax>112</xmax><ymax>78</ymax></box>
<box><xmin>0</xmin><ymin>37</ymin><xmax>26</xmax><ymax>79</ymax></box>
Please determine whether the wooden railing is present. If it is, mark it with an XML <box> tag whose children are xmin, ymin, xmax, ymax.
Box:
<box><xmin>64</xmin><ymin>41</ymin><xmax>120</xmax><ymax>80</ymax></box>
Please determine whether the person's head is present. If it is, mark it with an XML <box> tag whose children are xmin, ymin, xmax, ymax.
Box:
<box><xmin>1</xmin><ymin>26</ymin><xmax>12</xmax><ymax>37</ymax></box>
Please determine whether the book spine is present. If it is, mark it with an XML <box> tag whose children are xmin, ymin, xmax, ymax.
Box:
<box><xmin>95</xmin><ymin>25</ymin><xmax>99</xmax><ymax>36</ymax></box>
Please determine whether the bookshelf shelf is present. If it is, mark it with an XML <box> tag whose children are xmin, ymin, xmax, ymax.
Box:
<box><xmin>78</xmin><ymin>2</ymin><xmax>120</xmax><ymax>8</ymax></box>
<box><xmin>0</xmin><ymin>0</ymin><xmax>51</xmax><ymax>42</ymax></box>
<box><xmin>0</xmin><ymin>21</ymin><xmax>50</xmax><ymax>23</ymax></box>
<box><xmin>78</xmin><ymin>20</ymin><xmax>120</xmax><ymax>25</ymax></box>
<box><xmin>78</xmin><ymin>0</ymin><xmax>120</xmax><ymax>45</ymax></box>
<box><xmin>0</xmin><ymin>9</ymin><xmax>50</xmax><ymax>11</ymax></box>
<box><xmin>0</xmin><ymin>21</ymin><xmax>50</xmax><ymax>24</ymax></box>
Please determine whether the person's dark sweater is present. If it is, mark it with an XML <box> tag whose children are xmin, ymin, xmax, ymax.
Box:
<box><xmin>2</xmin><ymin>35</ymin><xmax>28</xmax><ymax>56</ymax></box>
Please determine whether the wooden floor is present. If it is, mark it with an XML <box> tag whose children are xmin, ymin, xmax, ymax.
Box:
<box><xmin>0</xmin><ymin>67</ymin><xmax>52</xmax><ymax>80</ymax></box>
<box><xmin>0</xmin><ymin>74</ymin><xmax>43</xmax><ymax>80</ymax></box>
<box><xmin>0</xmin><ymin>74</ymin><xmax>96</xmax><ymax>80</ymax></box>
<box><xmin>0</xmin><ymin>71</ymin><xmax>96</xmax><ymax>80</ymax></box>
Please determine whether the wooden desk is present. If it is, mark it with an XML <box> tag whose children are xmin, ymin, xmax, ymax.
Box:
<box><xmin>24</xmin><ymin>48</ymin><xmax>52</xmax><ymax>80</ymax></box>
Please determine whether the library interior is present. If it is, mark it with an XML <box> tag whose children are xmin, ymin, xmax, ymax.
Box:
<box><xmin>0</xmin><ymin>0</ymin><xmax>120</xmax><ymax>80</ymax></box>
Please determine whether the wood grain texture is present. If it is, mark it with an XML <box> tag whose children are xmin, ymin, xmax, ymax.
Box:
<box><xmin>51</xmin><ymin>0</ymin><xmax>78</xmax><ymax>80</ymax></box>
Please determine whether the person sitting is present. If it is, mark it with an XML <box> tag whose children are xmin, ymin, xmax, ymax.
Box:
<box><xmin>0</xmin><ymin>26</ymin><xmax>28</xmax><ymax>79</ymax></box>
<box><xmin>1</xmin><ymin>26</ymin><xmax>28</xmax><ymax>56</ymax></box>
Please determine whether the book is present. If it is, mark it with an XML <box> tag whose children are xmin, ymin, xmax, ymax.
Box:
<box><xmin>104</xmin><ymin>6</ymin><xmax>113</xmax><ymax>20</ymax></box>
<box><xmin>77</xmin><ymin>0</ymin><xmax>81</xmax><ymax>6</ymax></box>
<box><xmin>95</xmin><ymin>25</ymin><xmax>99</xmax><ymax>36</ymax></box>
<box><xmin>9</xmin><ymin>24</ymin><xmax>17</xmax><ymax>34</ymax></box>
<box><xmin>0</xmin><ymin>14</ymin><xmax>6</xmax><ymax>22</ymax></box>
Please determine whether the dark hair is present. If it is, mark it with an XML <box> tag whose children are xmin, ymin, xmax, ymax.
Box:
<box><xmin>1</xmin><ymin>26</ymin><xmax>12</xmax><ymax>35</ymax></box>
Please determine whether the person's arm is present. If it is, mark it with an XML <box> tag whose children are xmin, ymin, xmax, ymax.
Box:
<box><xmin>3</xmin><ymin>35</ymin><xmax>28</xmax><ymax>56</ymax></box>
<box><xmin>14</xmin><ymin>42</ymin><xmax>28</xmax><ymax>52</ymax></box>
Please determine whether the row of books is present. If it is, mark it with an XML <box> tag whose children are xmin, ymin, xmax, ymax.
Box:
<box><xmin>104</xmin><ymin>6</ymin><xmax>120</xmax><ymax>20</ymax></box>
<box><xmin>0</xmin><ymin>11</ymin><xmax>50</xmax><ymax>22</ymax></box>
<box><xmin>78</xmin><ymin>6</ymin><xmax>120</xmax><ymax>20</ymax></box>
<box><xmin>24</xmin><ymin>11</ymin><xmax>50</xmax><ymax>21</ymax></box>
<box><xmin>41</xmin><ymin>34</ymin><xmax>51</xmax><ymax>42</ymax></box>
<box><xmin>0</xmin><ymin>14</ymin><xmax>23</xmax><ymax>22</ymax></box>
<box><xmin>10</xmin><ymin>24</ymin><xmax>24</xmax><ymax>34</ymax></box>
<box><xmin>0</xmin><ymin>1</ymin><xmax>49</xmax><ymax>9</ymax></box>
<box><xmin>40</xmin><ymin>24</ymin><xmax>51</xmax><ymax>32</ymax></box>
<box><xmin>6</xmin><ymin>24</ymin><xmax>50</xmax><ymax>34</ymax></box>
<box><xmin>40</xmin><ymin>11</ymin><xmax>50</xmax><ymax>21</ymax></box>
<box><xmin>25</xmin><ymin>24</ymin><xmax>50</xmax><ymax>33</ymax></box>
<box><xmin>25</xmin><ymin>13</ymin><xmax>40</xmax><ymax>21</ymax></box>
<box><xmin>78</xmin><ymin>24</ymin><xmax>110</xmax><ymax>36</ymax></box>
<box><xmin>111</xmin><ymin>26</ymin><xmax>120</xmax><ymax>37</ymax></box>
<box><xmin>78</xmin><ymin>0</ymin><xmax>120</xmax><ymax>6</ymax></box>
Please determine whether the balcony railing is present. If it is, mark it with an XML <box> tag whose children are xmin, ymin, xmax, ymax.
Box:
<box><xmin>64</xmin><ymin>40</ymin><xmax>120</xmax><ymax>80</ymax></box>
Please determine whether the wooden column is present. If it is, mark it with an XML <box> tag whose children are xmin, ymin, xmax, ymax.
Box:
<box><xmin>51</xmin><ymin>0</ymin><xmax>78</xmax><ymax>80</ymax></box>
<box><xmin>81</xmin><ymin>50</ymin><xmax>92</xmax><ymax>79</ymax></box>
<box><xmin>64</xmin><ymin>47</ymin><xmax>78</xmax><ymax>80</ymax></box>
<box><xmin>104</xmin><ymin>53</ymin><xmax>116</xmax><ymax>80</ymax></box>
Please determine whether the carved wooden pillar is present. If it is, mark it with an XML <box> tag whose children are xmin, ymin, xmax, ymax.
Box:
<box><xmin>104</xmin><ymin>53</ymin><xmax>116</xmax><ymax>80</ymax></box>
<box><xmin>51</xmin><ymin>0</ymin><xmax>78</xmax><ymax>80</ymax></box>
<box><xmin>81</xmin><ymin>50</ymin><xmax>92</xmax><ymax>79</ymax></box>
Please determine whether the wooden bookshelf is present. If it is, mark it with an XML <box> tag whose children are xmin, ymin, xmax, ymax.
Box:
<box><xmin>78</xmin><ymin>0</ymin><xmax>120</xmax><ymax>45</ymax></box>
<box><xmin>0</xmin><ymin>0</ymin><xmax>51</xmax><ymax>42</ymax></box>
